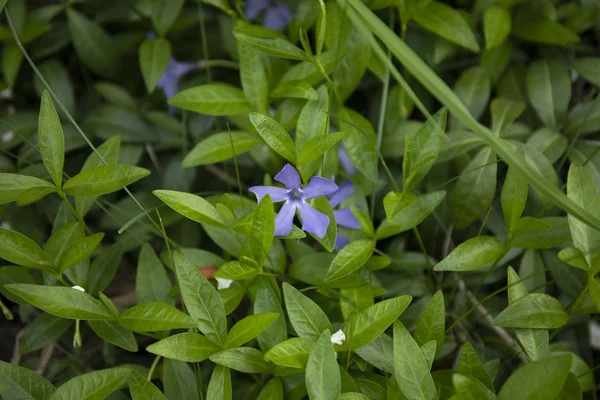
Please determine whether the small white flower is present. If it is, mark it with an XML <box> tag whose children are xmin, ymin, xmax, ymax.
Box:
<box><xmin>215</xmin><ymin>277</ymin><xmax>233</xmax><ymax>290</ymax></box>
<box><xmin>72</xmin><ymin>285</ymin><xmax>85</xmax><ymax>292</ymax></box>
<box><xmin>1</xmin><ymin>131</ymin><xmax>14</xmax><ymax>143</ymax></box>
<box><xmin>331</xmin><ymin>329</ymin><xmax>346</xmax><ymax>345</ymax></box>
<box><xmin>1</xmin><ymin>222</ymin><xmax>11</xmax><ymax>230</ymax></box>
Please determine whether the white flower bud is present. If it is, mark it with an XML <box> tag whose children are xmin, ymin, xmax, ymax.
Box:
<box><xmin>331</xmin><ymin>329</ymin><xmax>346</xmax><ymax>345</ymax></box>
<box><xmin>215</xmin><ymin>277</ymin><xmax>233</xmax><ymax>290</ymax></box>
<box><xmin>72</xmin><ymin>285</ymin><xmax>85</xmax><ymax>292</ymax></box>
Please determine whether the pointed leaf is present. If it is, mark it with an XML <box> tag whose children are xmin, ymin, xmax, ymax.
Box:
<box><xmin>224</xmin><ymin>313</ymin><xmax>279</xmax><ymax>349</ymax></box>
<box><xmin>182</xmin><ymin>131</ymin><xmax>261</xmax><ymax>167</ymax></box>
<box><xmin>63</xmin><ymin>164</ymin><xmax>150</xmax><ymax>197</ymax></box>
<box><xmin>119</xmin><ymin>302</ymin><xmax>195</xmax><ymax>332</ymax></box>
<box><xmin>175</xmin><ymin>252</ymin><xmax>227</xmax><ymax>346</ymax></box>
<box><xmin>154</xmin><ymin>190</ymin><xmax>226</xmax><ymax>228</ymax></box>
<box><xmin>434</xmin><ymin>236</ymin><xmax>504</xmax><ymax>272</ymax></box>
<box><xmin>306</xmin><ymin>330</ymin><xmax>340</xmax><ymax>400</ymax></box>
<box><xmin>6</xmin><ymin>283</ymin><xmax>114</xmax><ymax>320</ymax></box>
<box><xmin>249</xmin><ymin>112</ymin><xmax>297</xmax><ymax>163</ymax></box>
<box><xmin>283</xmin><ymin>282</ymin><xmax>331</xmax><ymax>341</ymax></box>
<box><xmin>47</xmin><ymin>367</ymin><xmax>129</xmax><ymax>400</ymax></box>
<box><xmin>38</xmin><ymin>91</ymin><xmax>64</xmax><ymax>187</ymax></box>
<box><xmin>493</xmin><ymin>293</ymin><xmax>568</xmax><ymax>329</ymax></box>
<box><xmin>139</xmin><ymin>38</ymin><xmax>171</xmax><ymax>93</ymax></box>
<box><xmin>147</xmin><ymin>332</ymin><xmax>220</xmax><ymax>362</ymax></box>
<box><xmin>0</xmin><ymin>228</ymin><xmax>51</xmax><ymax>270</ymax></box>
<box><xmin>168</xmin><ymin>83</ymin><xmax>252</xmax><ymax>116</ymax></box>
<box><xmin>324</xmin><ymin>239</ymin><xmax>375</xmax><ymax>281</ymax></box>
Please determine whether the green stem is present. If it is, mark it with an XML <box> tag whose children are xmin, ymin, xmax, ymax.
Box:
<box><xmin>73</xmin><ymin>319</ymin><xmax>82</xmax><ymax>348</ymax></box>
<box><xmin>58</xmin><ymin>191</ymin><xmax>91</xmax><ymax>234</ymax></box>
<box><xmin>147</xmin><ymin>355</ymin><xmax>161</xmax><ymax>381</ymax></box>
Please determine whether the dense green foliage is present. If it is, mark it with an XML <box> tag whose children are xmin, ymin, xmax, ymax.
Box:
<box><xmin>1</xmin><ymin>0</ymin><xmax>600</xmax><ymax>399</ymax></box>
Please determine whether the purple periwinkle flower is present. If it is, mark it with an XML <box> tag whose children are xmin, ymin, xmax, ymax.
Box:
<box><xmin>245</xmin><ymin>0</ymin><xmax>292</xmax><ymax>31</ymax></box>
<box><xmin>157</xmin><ymin>58</ymin><xmax>198</xmax><ymax>114</ymax></box>
<box><xmin>249</xmin><ymin>164</ymin><xmax>338</xmax><ymax>239</ymax></box>
<box><xmin>328</xmin><ymin>180</ymin><xmax>360</xmax><ymax>249</ymax></box>
<box><xmin>339</xmin><ymin>145</ymin><xmax>358</xmax><ymax>176</ymax></box>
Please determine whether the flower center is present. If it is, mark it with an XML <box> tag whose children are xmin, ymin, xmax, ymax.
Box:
<box><xmin>289</xmin><ymin>189</ymin><xmax>302</xmax><ymax>200</ymax></box>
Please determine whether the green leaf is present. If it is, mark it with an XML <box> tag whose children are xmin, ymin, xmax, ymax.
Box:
<box><xmin>494</xmin><ymin>293</ymin><xmax>569</xmax><ymax>329</ymax></box>
<box><xmin>306</xmin><ymin>330</ymin><xmax>340</xmax><ymax>400</ymax></box>
<box><xmin>2</xmin><ymin>45</ymin><xmax>22</xmax><ymax>88</ymax></box>
<box><xmin>457</xmin><ymin>342</ymin><xmax>494</xmax><ymax>392</ymax></box>
<box><xmin>169</xmin><ymin>83</ymin><xmax>252</xmax><ymax>116</ymax></box>
<box><xmin>572</xmin><ymin>58</ymin><xmax>600</xmax><ymax>87</ymax></box>
<box><xmin>136</xmin><ymin>243</ymin><xmax>173</xmax><ymax>304</ymax></box>
<box><xmin>501</xmin><ymin>164</ymin><xmax>528</xmax><ymax>233</ymax></box>
<box><xmin>37</xmin><ymin>91</ymin><xmax>64</xmax><ymax>187</ymax></box>
<box><xmin>483</xmin><ymin>6</ymin><xmax>511</xmax><ymax>50</ymax></box>
<box><xmin>249</xmin><ymin>195</ymin><xmax>276</xmax><ymax>265</ymax></box>
<box><xmin>175</xmin><ymin>252</ymin><xmax>227</xmax><ymax>346</ymax></box>
<box><xmin>434</xmin><ymin>236</ymin><xmax>504</xmax><ymax>272</ymax></box>
<box><xmin>183</xmin><ymin>131</ymin><xmax>261</xmax><ymax>167</ymax></box>
<box><xmin>210</xmin><ymin>347</ymin><xmax>272</xmax><ymax>374</ymax></box>
<box><xmin>257</xmin><ymin>378</ymin><xmax>284</xmax><ymax>400</ymax></box>
<box><xmin>146</xmin><ymin>332</ymin><xmax>220</xmax><ymax>362</ymax></box>
<box><xmin>412</xmin><ymin>1</ymin><xmax>479</xmax><ymax>52</ymax></box>
<box><xmin>507</xmin><ymin>266</ymin><xmax>549</xmax><ymax>361</ymax></box>
<box><xmin>264</xmin><ymin>337</ymin><xmax>313</xmax><ymax>369</ymax></box>
<box><xmin>342</xmin><ymin>296</ymin><xmax>412</xmax><ymax>351</ymax></box>
<box><xmin>0</xmin><ymin>173</ymin><xmax>55</xmax><ymax>205</ymax></box>
<box><xmin>567</xmin><ymin>165</ymin><xmax>600</xmax><ymax>266</ymax></box>
<box><xmin>214</xmin><ymin>260</ymin><xmax>258</xmax><ymax>280</ymax></box>
<box><xmin>526</xmin><ymin>60</ymin><xmax>571</xmax><ymax>127</ymax></box>
<box><xmin>393</xmin><ymin>321</ymin><xmax>436</xmax><ymax>400</ymax></box>
<box><xmin>450</xmin><ymin>147</ymin><xmax>497</xmax><ymax>228</ymax></box>
<box><xmin>253</xmin><ymin>276</ymin><xmax>287</xmax><ymax>350</ymax></box>
<box><xmin>490</xmin><ymin>97</ymin><xmax>525</xmax><ymax>134</ymax></box>
<box><xmin>512</xmin><ymin>19</ymin><xmax>579</xmax><ymax>46</ymax></box>
<box><xmin>403</xmin><ymin>108</ymin><xmax>446</xmax><ymax>191</ymax></box>
<box><xmin>0</xmin><ymin>228</ymin><xmax>51</xmax><ymax>270</ymax></box>
<box><xmin>383</xmin><ymin>191</ymin><xmax>416</xmax><ymax>221</ymax></box>
<box><xmin>414</xmin><ymin>291</ymin><xmax>445</xmax><ymax>355</ymax></box>
<box><xmin>376</xmin><ymin>191</ymin><xmax>446</xmax><ymax>240</ymax></box>
<box><xmin>88</xmin><ymin>320</ymin><xmax>138</xmax><ymax>352</ymax></box>
<box><xmin>63</xmin><ymin>164</ymin><xmax>150</xmax><ymax>197</ymax></box>
<box><xmin>558</xmin><ymin>246</ymin><xmax>589</xmax><ymax>271</ymax></box>
<box><xmin>45</xmin><ymin>368</ymin><xmax>129</xmax><ymax>400</ymax></box>
<box><xmin>309</xmin><ymin>196</ymin><xmax>337</xmax><ymax>251</ymax></box>
<box><xmin>590</xmin><ymin>278</ymin><xmax>600</xmax><ymax>312</ymax></box>
<box><xmin>163</xmin><ymin>360</ymin><xmax>200</xmax><ymax>400</ymax></box>
<box><xmin>297</xmin><ymin>132</ymin><xmax>345</xmax><ymax>165</ymax></box>
<box><xmin>206</xmin><ymin>365</ymin><xmax>231</xmax><ymax>400</ymax></box>
<box><xmin>224</xmin><ymin>313</ymin><xmax>279</xmax><ymax>349</ymax></box>
<box><xmin>238</xmin><ymin>40</ymin><xmax>269</xmax><ymax>113</ymax></box>
<box><xmin>0</xmin><ymin>360</ymin><xmax>55</xmax><ymax>400</ymax></box>
<box><xmin>233</xmin><ymin>22</ymin><xmax>309</xmax><ymax>61</ymax></box>
<box><xmin>75</xmin><ymin>136</ymin><xmax>121</xmax><ymax>217</ymax></box>
<box><xmin>497</xmin><ymin>354</ymin><xmax>573</xmax><ymax>400</ymax></box>
<box><xmin>6</xmin><ymin>283</ymin><xmax>114</xmax><ymax>320</ymax></box>
<box><xmin>151</xmin><ymin>0</ymin><xmax>183</xmax><ymax>36</ymax></box>
<box><xmin>58</xmin><ymin>232</ymin><xmax>104</xmax><ymax>273</ymax></box>
<box><xmin>337</xmin><ymin>107</ymin><xmax>378</xmax><ymax>182</ymax></box>
<box><xmin>139</xmin><ymin>38</ymin><xmax>171</xmax><ymax>93</ymax></box>
<box><xmin>249</xmin><ymin>112</ymin><xmax>297</xmax><ymax>163</ymax></box>
<box><xmin>95</xmin><ymin>82</ymin><xmax>137</xmax><ymax>111</ymax></box>
<box><xmin>66</xmin><ymin>8</ymin><xmax>118</xmax><ymax>79</ymax></box>
<box><xmin>19</xmin><ymin>312</ymin><xmax>72</xmax><ymax>354</ymax></box>
<box><xmin>451</xmin><ymin>67</ymin><xmax>490</xmax><ymax>127</ymax></box>
<box><xmin>451</xmin><ymin>373</ymin><xmax>492</xmax><ymax>400</ymax></box>
<box><xmin>324</xmin><ymin>239</ymin><xmax>375</xmax><ymax>282</ymax></box>
<box><xmin>351</xmin><ymin>206</ymin><xmax>375</xmax><ymax>237</ymax></box>
<box><xmin>154</xmin><ymin>190</ymin><xmax>226</xmax><ymax>228</ymax></box>
<box><xmin>128</xmin><ymin>371</ymin><xmax>167</xmax><ymax>400</ymax></box>
<box><xmin>270</xmin><ymin>80</ymin><xmax>318</xmax><ymax>101</ymax></box>
<box><xmin>220</xmin><ymin>286</ymin><xmax>245</xmax><ymax>315</ymax></box>
<box><xmin>0</xmin><ymin>266</ymin><xmax>36</xmax><ymax>305</ymax></box>
<box><xmin>295</xmin><ymin>85</ymin><xmax>329</xmax><ymax>150</ymax></box>
<box><xmin>509</xmin><ymin>216</ymin><xmax>571</xmax><ymax>249</ymax></box>
<box><xmin>283</xmin><ymin>282</ymin><xmax>332</xmax><ymax>341</ymax></box>
<box><xmin>119</xmin><ymin>302</ymin><xmax>195</xmax><ymax>332</ymax></box>
<box><xmin>45</xmin><ymin>222</ymin><xmax>84</xmax><ymax>265</ymax></box>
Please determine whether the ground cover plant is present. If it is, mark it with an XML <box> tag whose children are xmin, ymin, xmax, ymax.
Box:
<box><xmin>1</xmin><ymin>0</ymin><xmax>600</xmax><ymax>399</ymax></box>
